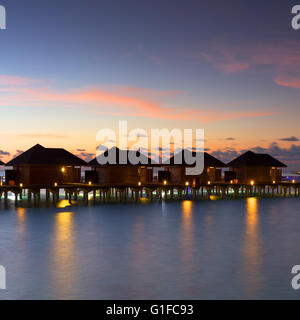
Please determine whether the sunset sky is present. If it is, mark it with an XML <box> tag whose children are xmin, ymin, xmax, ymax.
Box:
<box><xmin>0</xmin><ymin>0</ymin><xmax>299</xmax><ymax>170</ymax></box>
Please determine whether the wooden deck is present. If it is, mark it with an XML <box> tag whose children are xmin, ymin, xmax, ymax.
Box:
<box><xmin>0</xmin><ymin>181</ymin><xmax>299</xmax><ymax>206</ymax></box>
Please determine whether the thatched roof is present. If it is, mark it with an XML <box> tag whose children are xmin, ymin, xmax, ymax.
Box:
<box><xmin>165</xmin><ymin>150</ymin><xmax>227</xmax><ymax>167</ymax></box>
<box><xmin>6</xmin><ymin>144</ymin><xmax>86</xmax><ymax>166</ymax></box>
<box><xmin>89</xmin><ymin>146</ymin><xmax>156</xmax><ymax>166</ymax></box>
<box><xmin>227</xmin><ymin>151</ymin><xmax>287</xmax><ymax>168</ymax></box>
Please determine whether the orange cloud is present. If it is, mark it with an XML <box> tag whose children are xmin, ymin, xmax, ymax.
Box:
<box><xmin>0</xmin><ymin>75</ymin><xmax>273</xmax><ymax>123</ymax></box>
<box><xmin>275</xmin><ymin>76</ymin><xmax>300</xmax><ymax>89</ymax></box>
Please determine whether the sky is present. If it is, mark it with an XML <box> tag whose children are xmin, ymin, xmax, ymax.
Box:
<box><xmin>0</xmin><ymin>0</ymin><xmax>299</xmax><ymax>170</ymax></box>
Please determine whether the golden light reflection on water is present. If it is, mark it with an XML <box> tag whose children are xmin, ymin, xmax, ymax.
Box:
<box><xmin>243</xmin><ymin>197</ymin><xmax>262</xmax><ymax>295</ymax></box>
<box><xmin>140</xmin><ymin>197</ymin><xmax>151</xmax><ymax>203</ymax></box>
<box><xmin>180</xmin><ymin>201</ymin><xmax>195</xmax><ymax>271</ymax></box>
<box><xmin>247</xmin><ymin>197</ymin><xmax>258</xmax><ymax>234</ymax></box>
<box><xmin>182</xmin><ymin>200</ymin><xmax>192</xmax><ymax>216</ymax></box>
<box><xmin>57</xmin><ymin>200</ymin><xmax>72</xmax><ymax>208</ymax></box>
<box><xmin>17</xmin><ymin>207</ymin><xmax>26</xmax><ymax>222</ymax></box>
<box><xmin>51</xmin><ymin>211</ymin><xmax>76</xmax><ymax>297</ymax></box>
<box><xmin>17</xmin><ymin>207</ymin><xmax>26</xmax><ymax>234</ymax></box>
<box><xmin>55</xmin><ymin>211</ymin><xmax>74</xmax><ymax>242</ymax></box>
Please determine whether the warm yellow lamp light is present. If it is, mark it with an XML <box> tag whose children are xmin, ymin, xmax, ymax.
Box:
<box><xmin>185</xmin><ymin>181</ymin><xmax>189</xmax><ymax>186</ymax></box>
<box><xmin>250</xmin><ymin>180</ymin><xmax>255</xmax><ymax>186</ymax></box>
<box><xmin>61</xmin><ymin>167</ymin><xmax>65</xmax><ymax>173</ymax></box>
<box><xmin>292</xmin><ymin>179</ymin><xmax>296</xmax><ymax>183</ymax></box>
<box><xmin>88</xmin><ymin>181</ymin><xmax>92</xmax><ymax>186</ymax></box>
<box><xmin>208</xmin><ymin>181</ymin><xmax>211</xmax><ymax>185</ymax></box>
<box><xmin>230</xmin><ymin>180</ymin><xmax>233</xmax><ymax>184</ymax></box>
<box><xmin>54</xmin><ymin>182</ymin><xmax>58</xmax><ymax>187</ymax></box>
<box><xmin>273</xmin><ymin>180</ymin><xmax>276</xmax><ymax>184</ymax></box>
<box><xmin>20</xmin><ymin>183</ymin><xmax>23</xmax><ymax>188</ymax></box>
<box><xmin>138</xmin><ymin>181</ymin><xmax>142</xmax><ymax>186</ymax></box>
<box><xmin>163</xmin><ymin>180</ymin><xmax>167</xmax><ymax>185</ymax></box>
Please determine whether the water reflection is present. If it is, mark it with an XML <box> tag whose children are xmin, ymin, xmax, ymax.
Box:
<box><xmin>140</xmin><ymin>197</ymin><xmax>151</xmax><ymax>203</ymax></box>
<box><xmin>243</xmin><ymin>197</ymin><xmax>262</xmax><ymax>296</ymax></box>
<box><xmin>51</xmin><ymin>211</ymin><xmax>77</xmax><ymax>297</ymax></box>
<box><xmin>57</xmin><ymin>200</ymin><xmax>71</xmax><ymax>208</ymax></box>
<box><xmin>247</xmin><ymin>197</ymin><xmax>258</xmax><ymax>234</ymax></box>
<box><xmin>17</xmin><ymin>207</ymin><xmax>26</xmax><ymax>223</ymax></box>
<box><xmin>17</xmin><ymin>207</ymin><xmax>26</xmax><ymax>235</ymax></box>
<box><xmin>131</xmin><ymin>215</ymin><xmax>147</xmax><ymax>263</ymax></box>
<box><xmin>1</xmin><ymin>198</ymin><xmax>299</xmax><ymax>299</ymax></box>
<box><xmin>182</xmin><ymin>200</ymin><xmax>192</xmax><ymax>216</ymax></box>
<box><xmin>180</xmin><ymin>201</ymin><xmax>195</xmax><ymax>272</ymax></box>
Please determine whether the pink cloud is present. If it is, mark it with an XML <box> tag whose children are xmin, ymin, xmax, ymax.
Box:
<box><xmin>201</xmin><ymin>52</ymin><xmax>249</xmax><ymax>74</ymax></box>
<box><xmin>274</xmin><ymin>76</ymin><xmax>300</xmax><ymax>89</ymax></box>
<box><xmin>105</xmin><ymin>85</ymin><xmax>185</xmax><ymax>98</ymax></box>
<box><xmin>197</xmin><ymin>41</ymin><xmax>300</xmax><ymax>88</ymax></box>
<box><xmin>218</xmin><ymin>62</ymin><xmax>250</xmax><ymax>74</ymax></box>
<box><xmin>0</xmin><ymin>75</ymin><xmax>42</xmax><ymax>86</ymax></box>
<box><xmin>0</xmin><ymin>75</ymin><xmax>273</xmax><ymax>123</ymax></box>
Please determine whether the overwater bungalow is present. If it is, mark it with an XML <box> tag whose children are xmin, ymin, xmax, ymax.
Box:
<box><xmin>87</xmin><ymin>147</ymin><xmax>156</xmax><ymax>185</ymax></box>
<box><xmin>227</xmin><ymin>150</ymin><xmax>287</xmax><ymax>184</ymax></box>
<box><xmin>5</xmin><ymin>144</ymin><xmax>86</xmax><ymax>186</ymax></box>
<box><xmin>161</xmin><ymin>150</ymin><xmax>227</xmax><ymax>186</ymax></box>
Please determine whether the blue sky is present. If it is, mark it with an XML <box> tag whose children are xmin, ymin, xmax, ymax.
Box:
<box><xmin>0</xmin><ymin>0</ymin><xmax>299</xmax><ymax>169</ymax></box>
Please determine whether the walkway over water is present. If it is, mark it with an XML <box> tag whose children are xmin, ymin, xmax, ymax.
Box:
<box><xmin>0</xmin><ymin>181</ymin><xmax>299</xmax><ymax>206</ymax></box>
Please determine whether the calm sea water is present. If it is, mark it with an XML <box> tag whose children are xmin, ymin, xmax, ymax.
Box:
<box><xmin>0</xmin><ymin>197</ymin><xmax>300</xmax><ymax>300</ymax></box>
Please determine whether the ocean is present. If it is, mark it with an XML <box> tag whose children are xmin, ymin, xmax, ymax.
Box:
<box><xmin>0</xmin><ymin>197</ymin><xmax>300</xmax><ymax>299</ymax></box>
